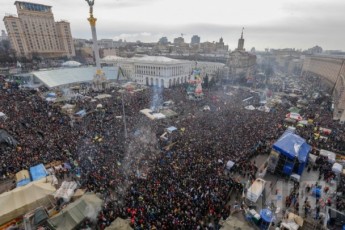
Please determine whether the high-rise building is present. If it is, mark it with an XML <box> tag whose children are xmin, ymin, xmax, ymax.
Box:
<box><xmin>158</xmin><ymin>37</ymin><xmax>168</xmax><ymax>45</ymax></box>
<box><xmin>173</xmin><ymin>37</ymin><xmax>184</xmax><ymax>45</ymax></box>
<box><xmin>56</xmin><ymin>21</ymin><xmax>75</xmax><ymax>57</ymax></box>
<box><xmin>237</xmin><ymin>29</ymin><xmax>245</xmax><ymax>51</ymax></box>
<box><xmin>191</xmin><ymin>35</ymin><xmax>200</xmax><ymax>45</ymax></box>
<box><xmin>3</xmin><ymin>1</ymin><xmax>75</xmax><ymax>58</ymax></box>
<box><xmin>0</xmin><ymin>30</ymin><xmax>8</xmax><ymax>41</ymax></box>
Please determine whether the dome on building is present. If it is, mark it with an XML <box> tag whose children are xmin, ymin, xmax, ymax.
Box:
<box><xmin>61</xmin><ymin>61</ymin><xmax>82</xmax><ymax>67</ymax></box>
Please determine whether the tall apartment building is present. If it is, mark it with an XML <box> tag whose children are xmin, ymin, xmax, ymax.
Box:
<box><xmin>173</xmin><ymin>37</ymin><xmax>184</xmax><ymax>45</ymax></box>
<box><xmin>0</xmin><ymin>30</ymin><xmax>8</xmax><ymax>41</ymax></box>
<box><xmin>3</xmin><ymin>1</ymin><xmax>75</xmax><ymax>58</ymax></box>
<box><xmin>191</xmin><ymin>35</ymin><xmax>200</xmax><ymax>45</ymax></box>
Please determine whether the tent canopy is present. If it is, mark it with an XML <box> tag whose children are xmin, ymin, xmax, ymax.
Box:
<box><xmin>332</xmin><ymin>163</ymin><xmax>343</xmax><ymax>174</ymax></box>
<box><xmin>0</xmin><ymin>180</ymin><xmax>56</xmax><ymax>225</ymax></box>
<box><xmin>273</xmin><ymin>132</ymin><xmax>311</xmax><ymax>163</ymax></box>
<box><xmin>30</xmin><ymin>164</ymin><xmax>47</xmax><ymax>181</ymax></box>
<box><xmin>320</xmin><ymin>149</ymin><xmax>336</xmax><ymax>163</ymax></box>
<box><xmin>245</xmin><ymin>105</ymin><xmax>256</xmax><ymax>110</ymax></box>
<box><xmin>61</xmin><ymin>61</ymin><xmax>81</xmax><ymax>67</ymax></box>
<box><xmin>166</xmin><ymin>126</ymin><xmax>177</xmax><ymax>133</ymax></box>
<box><xmin>260</xmin><ymin>209</ymin><xmax>274</xmax><ymax>223</ymax></box>
<box><xmin>46</xmin><ymin>92</ymin><xmax>56</xmax><ymax>98</ymax></box>
<box><xmin>288</xmin><ymin>107</ymin><xmax>301</xmax><ymax>113</ymax></box>
<box><xmin>48</xmin><ymin>193</ymin><xmax>103</xmax><ymax>230</ymax></box>
<box><xmin>16</xmin><ymin>170</ymin><xmax>31</xmax><ymax>187</ymax></box>
<box><xmin>226</xmin><ymin>160</ymin><xmax>235</xmax><ymax>170</ymax></box>
<box><xmin>54</xmin><ymin>181</ymin><xmax>78</xmax><ymax>202</ymax></box>
<box><xmin>105</xmin><ymin>218</ymin><xmax>133</xmax><ymax>230</ymax></box>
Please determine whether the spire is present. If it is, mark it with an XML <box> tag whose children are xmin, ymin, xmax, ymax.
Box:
<box><xmin>237</xmin><ymin>27</ymin><xmax>245</xmax><ymax>51</ymax></box>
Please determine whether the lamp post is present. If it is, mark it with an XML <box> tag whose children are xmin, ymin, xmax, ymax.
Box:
<box><xmin>85</xmin><ymin>0</ymin><xmax>106</xmax><ymax>90</ymax></box>
<box><xmin>121</xmin><ymin>92</ymin><xmax>128</xmax><ymax>139</ymax></box>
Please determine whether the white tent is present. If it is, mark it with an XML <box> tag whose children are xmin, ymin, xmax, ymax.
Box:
<box><xmin>245</xmin><ymin>105</ymin><xmax>256</xmax><ymax>110</ymax></box>
<box><xmin>246</xmin><ymin>178</ymin><xmax>266</xmax><ymax>203</ymax></box>
<box><xmin>105</xmin><ymin>217</ymin><xmax>133</xmax><ymax>230</ymax></box>
<box><xmin>0</xmin><ymin>179</ymin><xmax>56</xmax><ymax>225</ymax></box>
<box><xmin>54</xmin><ymin>181</ymin><xmax>78</xmax><ymax>202</ymax></box>
<box><xmin>332</xmin><ymin>163</ymin><xmax>343</xmax><ymax>174</ymax></box>
<box><xmin>61</xmin><ymin>61</ymin><xmax>81</xmax><ymax>67</ymax></box>
<box><xmin>320</xmin><ymin>149</ymin><xmax>336</xmax><ymax>163</ymax></box>
<box><xmin>94</xmin><ymin>94</ymin><xmax>112</xmax><ymax>99</ymax></box>
<box><xmin>226</xmin><ymin>160</ymin><xmax>235</xmax><ymax>170</ymax></box>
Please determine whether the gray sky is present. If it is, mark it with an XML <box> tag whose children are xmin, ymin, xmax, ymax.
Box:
<box><xmin>1</xmin><ymin>0</ymin><xmax>344</xmax><ymax>51</ymax></box>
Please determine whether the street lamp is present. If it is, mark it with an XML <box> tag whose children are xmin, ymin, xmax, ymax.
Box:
<box><xmin>121</xmin><ymin>92</ymin><xmax>128</xmax><ymax>139</ymax></box>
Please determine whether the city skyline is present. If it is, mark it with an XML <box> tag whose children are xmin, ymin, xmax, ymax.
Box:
<box><xmin>1</xmin><ymin>0</ymin><xmax>344</xmax><ymax>51</ymax></box>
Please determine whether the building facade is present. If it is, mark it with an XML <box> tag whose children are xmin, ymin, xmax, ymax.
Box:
<box><xmin>302</xmin><ymin>55</ymin><xmax>345</xmax><ymax>121</ymax></box>
<box><xmin>101</xmin><ymin>55</ymin><xmax>225</xmax><ymax>88</ymax></box>
<box><xmin>3</xmin><ymin>1</ymin><xmax>75</xmax><ymax>58</ymax></box>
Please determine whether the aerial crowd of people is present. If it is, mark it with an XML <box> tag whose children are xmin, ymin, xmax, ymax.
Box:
<box><xmin>0</xmin><ymin>74</ymin><xmax>344</xmax><ymax>229</ymax></box>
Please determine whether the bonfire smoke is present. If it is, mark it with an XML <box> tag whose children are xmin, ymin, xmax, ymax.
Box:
<box><xmin>150</xmin><ymin>86</ymin><xmax>163</xmax><ymax>111</ymax></box>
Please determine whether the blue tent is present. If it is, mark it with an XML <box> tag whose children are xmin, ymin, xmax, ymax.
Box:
<box><xmin>272</xmin><ymin>132</ymin><xmax>311</xmax><ymax>175</ymax></box>
<box><xmin>29</xmin><ymin>164</ymin><xmax>47</xmax><ymax>181</ymax></box>
<box><xmin>260</xmin><ymin>209</ymin><xmax>274</xmax><ymax>223</ymax></box>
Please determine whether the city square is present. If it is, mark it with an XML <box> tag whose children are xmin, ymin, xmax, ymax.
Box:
<box><xmin>0</xmin><ymin>1</ymin><xmax>345</xmax><ymax>230</ymax></box>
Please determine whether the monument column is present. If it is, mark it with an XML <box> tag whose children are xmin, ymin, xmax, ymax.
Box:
<box><xmin>85</xmin><ymin>0</ymin><xmax>106</xmax><ymax>90</ymax></box>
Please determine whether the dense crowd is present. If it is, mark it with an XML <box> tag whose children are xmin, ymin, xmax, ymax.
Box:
<box><xmin>0</xmin><ymin>74</ymin><xmax>344</xmax><ymax>229</ymax></box>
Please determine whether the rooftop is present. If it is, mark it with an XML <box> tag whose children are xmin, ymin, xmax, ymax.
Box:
<box><xmin>31</xmin><ymin>67</ymin><xmax>118</xmax><ymax>88</ymax></box>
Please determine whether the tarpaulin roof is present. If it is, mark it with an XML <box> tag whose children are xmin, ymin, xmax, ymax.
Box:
<box><xmin>47</xmin><ymin>193</ymin><xmax>103</xmax><ymax>230</ymax></box>
<box><xmin>105</xmin><ymin>218</ymin><xmax>133</xmax><ymax>230</ymax></box>
<box><xmin>260</xmin><ymin>209</ymin><xmax>274</xmax><ymax>223</ymax></box>
<box><xmin>272</xmin><ymin>132</ymin><xmax>311</xmax><ymax>163</ymax></box>
<box><xmin>30</xmin><ymin>164</ymin><xmax>47</xmax><ymax>181</ymax></box>
<box><xmin>54</xmin><ymin>181</ymin><xmax>78</xmax><ymax>202</ymax></box>
<box><xmin>0</xmin><ymin>179</ymin><xmax>55</xmax><ymax>225</ymax></box>
<box><xmin>166</xmin><ymin>126</ymin><xmax>177</xmax><ymax>133</ymax></box>
<box><xmin>16</xmin><ymin>170</ymin><xmax>31</xmax><ymax>187</ymax></box>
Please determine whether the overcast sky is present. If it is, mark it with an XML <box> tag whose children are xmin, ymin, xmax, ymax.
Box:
<box><xmin>1</xmin><ymin>0</ymin><xmax>344</xmax><ymax>51</ymax></box>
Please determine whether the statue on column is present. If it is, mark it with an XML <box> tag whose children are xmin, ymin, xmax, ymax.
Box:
<box><xmin>85</xmin><ymin>0</ymin><xmax>107</xmax><ymax>91</ymax></box>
